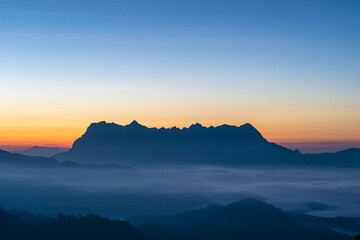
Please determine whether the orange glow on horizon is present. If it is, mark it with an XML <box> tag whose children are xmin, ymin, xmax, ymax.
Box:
<box><xmin>1</xmin><ymin>118</ymin><xmax>359</xmax><ymax>150</ymax></box>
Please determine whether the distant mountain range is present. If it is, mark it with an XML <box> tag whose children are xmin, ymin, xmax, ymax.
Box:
<box><xmin>134</xmin><ymin>199</ymin><xmax>352</xmax><ymax>240</ymax></box>
<box><xmin>54</xmin><ymin>121</ymin><xmax>360</xmax><ymax>167</ymax></box>
<box><xmin>0</xmin><ymin>148</ymin><xmax>128</xmax><ymax>169</ymax></box>
<box><xmin>13</xmin><ymin>146</ymin><xmax>69</xmax><ymax>157</ymax></box>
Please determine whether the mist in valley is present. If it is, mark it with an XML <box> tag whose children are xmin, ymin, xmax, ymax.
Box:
<box><xmin>0</xmin><ymin>165</ymin><xmax>359</xmax><ymax>219</ymax></box>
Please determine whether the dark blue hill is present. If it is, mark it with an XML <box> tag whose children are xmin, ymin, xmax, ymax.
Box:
<box><xmin>136</xmin><ymin>199</ymin><xmax>352</xmax><ymax>240</ymax></box>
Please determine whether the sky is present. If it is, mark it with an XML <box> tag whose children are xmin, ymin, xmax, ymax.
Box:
<box><xmin>0</xmin><ymin>0</ymin><xmax>359</xmax><ymax>149</ymax></box>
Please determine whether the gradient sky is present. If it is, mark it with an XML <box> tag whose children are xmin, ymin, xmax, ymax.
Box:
<box><xmin>0</xmin><ymin>0</ymin><xmax>359</xmax><ymax>148</ymax></box>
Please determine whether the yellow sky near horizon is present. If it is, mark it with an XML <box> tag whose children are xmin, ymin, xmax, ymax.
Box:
<box><xmin>1</xmin><ymin>76</ymin><xmax>359</xmax><ymax>148</ymax></box>
<box><xmin>1</xmin><ymin>113</ymin><xmax>359</xmax><ymax>148</ymax></box>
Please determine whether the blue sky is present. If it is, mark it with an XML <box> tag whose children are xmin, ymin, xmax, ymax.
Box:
<box><xmin>0</xmin><ymin>0</ymin><xmax>359</xmax><ymax>146</ymax></box>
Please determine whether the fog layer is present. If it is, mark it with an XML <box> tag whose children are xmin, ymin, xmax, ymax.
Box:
<box><xmin>0</xmin><ymin>166</ymin><xmax>359</xmax><ymax>218</ymax></box>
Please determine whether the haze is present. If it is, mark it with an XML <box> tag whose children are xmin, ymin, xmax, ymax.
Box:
<box><xmin>0</xmin><ymin>165</ymin><xmax>359</xmax><ymax>218</ymax></box>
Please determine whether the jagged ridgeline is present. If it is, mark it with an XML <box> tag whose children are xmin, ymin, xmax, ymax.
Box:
<box><xmin>54</xmin><ymin>121</ymin><xmax>360</xmax><ymax>167</ymax></box>
<box><xmin>55</xmin><ymin>121</ymin><xmax>300</xmax><ymax>166</ymax></box>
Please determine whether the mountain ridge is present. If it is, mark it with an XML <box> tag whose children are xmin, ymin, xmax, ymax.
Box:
<box><xmin>0</xmin><ymin>207</ymin><xmax>147</xmax><ymax>240</ymax></box>
<box><xmin>56</xmin><ymin>121</ymin><xmax>300</xmax><ymax>166</ymax></box>
<box><xmin>0</xmin><ymin>148</ymin><xmax>129</xmax><ymax>169</ymax></box>
<box><xmin>13</xmin><ymin>146</ymin><xmax>69</xmax><ymax>158</ymax></box>
<box><xmin>137</xmin><ymin>199</ymin><xmax>352</xmax><ymax>240</ymax></box>
<box><xmin>55</xmin><ymin>121</ymin><xmax>360</xmax><ymax>167</ymax></box>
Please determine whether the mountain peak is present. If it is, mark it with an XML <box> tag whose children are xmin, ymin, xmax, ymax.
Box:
<box><xmin>89</xmin><ymin>121</ymin><xmax>108</xmax><ymax>128</ymax></box>
<box><xmin>127</xmin><ymin>120</ymin><xmax>146</xmax><ymax>129</ymax></box>
<box><xmin>239</xmin><ymin>123</ymin><xmax>264</xmax><ymax>136</ymax></box>
<box><xmin>189</xmin><ymin>123</ymin><xmax>204</xmax><ymax>129</ymax></box>
<box><xmin>242</xmin><ymin>122</ymin><xmax>254</xmax><ymax>127</ymax></box>
<box><xmin>129</xmin><ymin>120</ymin><xmax>140</xmax><ymax>126</ymax></box>
<box><xmin>226</xmin><ymin>199</ymin><xmax>272</xmax><ymax>209</ymax></box>
<box><xmin>240</xmin><ymin>123</ymin><xmax>257</xmax><ymax>131</ymax></box>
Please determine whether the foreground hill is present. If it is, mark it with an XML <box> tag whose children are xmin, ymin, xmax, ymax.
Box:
<box><xmin>0</xmin><ymin>200</ymin><xmax>354</xmax><ymax>240</ymax></box>
<box><xmin>135</xmin><ymin>199</ymin><xmax>352</xmax><ymax>240</ymax></box>
<box><xmin>55</xmin><ymin>121</ymin><xmax>360</xmax><ymax>167</ymax></box>
<box><xmin>293</xmin><ymin>214</ymin><xmax>360</xmax><ymax>236</ymax></box>
<box><xmin>0</xmin><ymin>207</ymin><xmax>147</xmax><ymax>240</ymax></box>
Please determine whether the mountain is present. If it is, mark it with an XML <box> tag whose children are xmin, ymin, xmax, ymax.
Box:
<box><xmin>293</xmin><ymin>214</ymin><xmax>360</xmax><ymax>236</ymax></box>
<box><xmin>0</xmin><ymin>148</ymin><xmax>127</xmax><ymax>169</ymax></box>
<box><xmin>0</xmin><ymin>207</ymin><xmax>37</xmax><ymax>240</ymax></box>
<box><xmin>0</xmin><ymin>200</ymin><xmax>354</xmax><ymax>240</ymax></box>
<box><xmin>0</xmin><ymin>207</ymin><xmax>147</xmax><ymax>240</ymax></box>
<box><xmin>302</xmin><ymin>148</ymin><xmax>360</xmax><ymax>167</ymax></box>
<box><xmin>55</xmin><ymin>121</ymin><xmax>360</xmax><ymax>167</ymax></box>
<box><xmin>130</xmin><ymin>204</ymin><xmax>223</xmax><ymax>226</ymax></box>
<box><xmin>136</xmin><ymin>199</ymin><xmax>352</xmax><ymax>240</ymax></box>
<box><xmin>0</xmin><ymin>149</ymin><xmax>60</xmax><ymax>168</ymax></box>
<box><xmin>14</xmin><ymin>146</ymin><xmax>69</xmax><ymax>157</ymax></box>
<box><xmin>55</xmin><ymin>121</ymin><xmax>301</xmax><ymax>166</ymax></box>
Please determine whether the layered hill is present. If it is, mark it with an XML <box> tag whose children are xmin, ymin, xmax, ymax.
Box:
<box><xmin>0</xmin><ymin>207</ymin><xmax>147</xmax><ymax>240</ymax></box>
<box><xmin>303</xmin><ymin>148</ymin><xmax>360</xmax><ymax>167</ymax></box>
<box><xmin>0</xmin><ymin>200</ymin><xmax>355</xmax><ymax>240</ymax></box>
<box><xmin>0</xmin><ymin>148</ymin><xmax>127</xmax><ymax>169</ymax></box>
<box><xmin>136</xmin><ymin>199</ymin><xmax>352</xmax><ymax>240</ymax></box>
<box><xmin>0</xmin><ymin>149</ymin><xmax>60</xmax><ymax>168</ymax></box>
<box><xmin>14</xmin><ymin>146</ymin><xmax>69</xmax><ymax>158</ymax></box>
<box><xmin>55</xmin><ymin>121</ymin><xmax>301</xmax><ymax>166</ymax></box>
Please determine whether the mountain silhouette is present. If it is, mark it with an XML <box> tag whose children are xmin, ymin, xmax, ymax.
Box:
<box><xmin>14</xmin><ymin>146</ymin><xmax>69</xmax><ymax>157</ymax></box>
<box><xmin>0</xmin><ymin>207</ymin><xmax>147</xmax><ymax>240</ymax></box>
<box><xmin>0</xmin><ymin>149</ymin><xmax>59</xmax><ymax>168</ymax></box>
<box><xmin>0</xmin><ymin>148</ymin><xmax>128</xmax><ymax>169</ymax></box>
<box><xmin>0</xmin><ymin>200</ymin><xmax>355</xmax><ymax>240</ymax></box>
<box><xmin>136</xmin><ymin>199</ymin><xmax>352</xmax><ymax>240</ymax></box>
<box><xmin>293</xmin><ymin>214</ymin><xmax>360</xmax><ymax>236</ymax></box>
<box><xmin>303</xmin><ymin>148</ymin><xmax>360</xmax><ymax>167</ymax></box>
<box><xmin>55</xmin><ymin>121</ymin><xmax>360</xmax><ymax>167</ymax></box>
<box><xmin>130</xmin><ymin>204</ymin><xmax>223</xmax><ymax>226</ymax></box>
<box><xmin>55</xmin><ymin>121</ymin><xmax>301</xmax><ymax>166</ymax></box>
